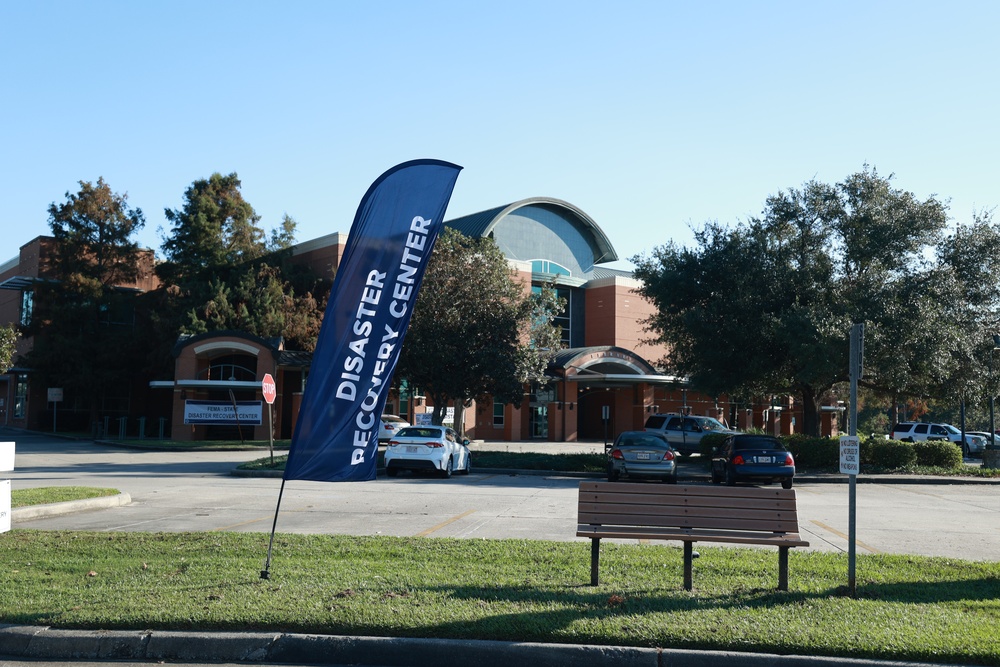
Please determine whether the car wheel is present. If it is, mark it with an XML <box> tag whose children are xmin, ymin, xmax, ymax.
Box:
<box><xmin>441</xmin><ymin>457</ymin><xmax>453</xmax><ymax>479</ymax></box>
<box><xmin>781</xmin><ymin>479</ymin><xmax>793</xmax><ymax>490</ymax></box>
<box><xmin>461</xmin><ymin>452</ymin><xmax>472</xmax><ymax>475</ymax></box>
<box><xmin>710</xmin><ymin>466</ymin><xmax>721</xmax><ymax>484</ymax></box>
<box><xmin>608</xmin><ymin>466</ymin><xmax>620</xmax><ymax>482</ymax></box>
<box><xmin>725</xmin><ymin>465</ymin><xmax>736</xmax><ymax>486</ymax></box>
<box><xmin>386</xmin><ymin>467</ymin><xmax>398</xmax><ymax>478</ymax></box>
<box><xmin>665</xmin><ymin>470</ymin><xmax>678</xmax><ymax>484</ymax></box>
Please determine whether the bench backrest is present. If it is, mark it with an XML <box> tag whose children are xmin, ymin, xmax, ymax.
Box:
<box><xmin>578</xmin><ymin>481</ymin><xmax>801</xmax><ymax>534</ymax></box>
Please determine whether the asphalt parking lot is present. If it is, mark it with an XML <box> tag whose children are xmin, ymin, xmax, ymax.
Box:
<box><xmin>6</xmin><ymin>430</ymin><xmax>1000</xmax><ymax>562</ymax></box>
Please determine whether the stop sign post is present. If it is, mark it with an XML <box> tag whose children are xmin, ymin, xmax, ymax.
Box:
<box><xmin>262</xmin><ymin>374</ymin><xmax>276</xmax><ymax>463</ymax></box>
<box><xmin>262</xmin><ymin>374</ymin><xmax>276</xmax><ymax>405</ymax></box>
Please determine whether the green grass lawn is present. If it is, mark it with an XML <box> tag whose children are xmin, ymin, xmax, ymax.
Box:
<box><xmin>11</xmin><ymin>487</ymin><xmax>120</xmax><ymax>508</ymax></box>
<box><xmin>0</xmin><ymin>530</ymin><xmax>997</xmax><ymax>665</ymax></box>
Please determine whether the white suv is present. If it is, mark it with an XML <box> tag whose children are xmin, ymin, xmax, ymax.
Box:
<box><xmin>890</xmin><ymin>422</ymin><xmax>985</xmax><ymax>455</ymax></box>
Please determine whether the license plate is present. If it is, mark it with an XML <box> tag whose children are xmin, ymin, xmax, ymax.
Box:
<box><xmin>406</xmin><ymin>446</ymin><xmax>420</xmax><ymax>453</ymax></box>
<box><xmin>636</xmin><ymin>452</ymin><xmax>650</xmax><ymax>460</ymax></box>
<box><xmin>756</xmin><ymin>456</ymin><xmax>772</xmax><ymax>463</ymax></box>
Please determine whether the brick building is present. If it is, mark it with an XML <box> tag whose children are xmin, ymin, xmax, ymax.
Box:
<box><xmin>1</xmin><ymin>200</ymin><xmax>828</xmax><ymax>440</ymax></box>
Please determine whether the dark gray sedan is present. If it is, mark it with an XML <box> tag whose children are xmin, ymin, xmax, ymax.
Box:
<box><xmin>607</xmin><ymin>430</ymin><xmax>678</xmax><ymax>483</ymax></box>
<box><xmin>711</xmin><ymin>434</ymin><xmax>795</xmax><ymax>488</ymax></box>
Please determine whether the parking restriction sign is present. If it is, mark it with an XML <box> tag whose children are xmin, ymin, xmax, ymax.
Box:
<box><xmin>840</xmin><ymin>435</ymin><xmax>860</xmax><ymax>476</ymax></box>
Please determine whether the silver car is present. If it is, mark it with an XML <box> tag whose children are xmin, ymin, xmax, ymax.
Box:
<box><xmin>607</xmin><ymin>431</ymin><xmax>678</xmax><ymax>483</ymax></box>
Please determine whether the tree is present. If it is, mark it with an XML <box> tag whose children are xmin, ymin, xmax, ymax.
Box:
<box><xmin>154</xmin><ymin>173</ymin><xmax>328</xmax><ymax>353</ymax></box>
<box><xmin>397</xmin><ymin>228</ymin><xmax>563</xmax><ymax>434</ymax></box>
<box><xmin>633</xmin><ymin>167</ymin><xmax>1000</xmax><ymax>435</ymax></box>
<box><xmin>158</xmin><ymin>173</ymin><xmax>267</xmax><ymax>286</ymax></box>
<box><xmin>0</xmin><ymin>325</ymin><xmax>19</xmax><ymax>372</ymax></box>
<box><xmin>24</xmin><ymin>178</ymin><xmax>147</xmax><ymax>423</ymax></box>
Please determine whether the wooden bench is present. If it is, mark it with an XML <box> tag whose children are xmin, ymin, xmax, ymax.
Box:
<box><xmin>577</xmin><ymin>481</ymin><xmax>810</xmax><ymax>591</ymax></box>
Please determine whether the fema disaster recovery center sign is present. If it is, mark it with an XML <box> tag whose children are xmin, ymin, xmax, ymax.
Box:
<box><xmin>184</xmin><ymin>400</ymin><xmax>263</xmax><ymax>425</ymax></box>
<box><xmin>282</xmin><ymin>159</ymin><xmax>462</xmax><ymax>484</ymax></box>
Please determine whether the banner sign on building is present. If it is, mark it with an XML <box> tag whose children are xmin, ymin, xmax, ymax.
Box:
<box><xmin>282</xmin><ymin>159</ymin><xmax>462</xmax><ymax>483</ymax></box>
<box><xmin>183</xmin><ymin>400</ymin><xmax>263</xmax><ymax>425</ymax></box>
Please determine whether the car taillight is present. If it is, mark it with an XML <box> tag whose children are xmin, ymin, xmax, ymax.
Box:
<box><xmin>784</xmin><ymin>453</ymin><xmax>794</xmax><ymax>466</ymax></box>
<box><xmin>662</xmin><ymin>450</ymin><xmax>675</xmax><ymax>461</ymax></box>
<box><xmin>388</xmin><ymin>440</ymin><xmax>399</xmax><ymax>447</ymax></box>
<box><xmin>426</xmin><ymin>441</ymin><xmax>444</xmax><ymax>448</ymax></box>
<box><xmin>610</xmin><ymin>449</ymin><xmax>624</xmax><ymax>460</ymax></box>
<box><xmin>733</xmin><ymin>455</ymin><xmax>745</xmax><ymax>465</ymax></box>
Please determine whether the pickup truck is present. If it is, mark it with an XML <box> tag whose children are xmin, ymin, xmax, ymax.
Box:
<box><xmin>643</xmin><ymin>413</ymin><xmax>737</xmax><ymax>456</ymax></box>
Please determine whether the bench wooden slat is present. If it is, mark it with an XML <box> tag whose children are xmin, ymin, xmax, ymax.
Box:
<box><xmin>576</xmin><ymin>524</ymin><xmax>810</xmax><ymax>547</ymax></box>
<box><xmin>580</xmin><ymin>481</ymin><xmax>795</xmax><ymax>500</ymax></box>
<box><xmin>578</xmin><ymin>512</ymin><xmax>801</xmax><ymax>533</ymax></box>
<box><xmin>577</xmin><ymin>481</ymin><xmax>809</xmax><ymax>591</ymax></box>
<box><xmin>581</xmin><ymin>492</ymin><xmax>798</xmax><ymax>511</ymax></box>
<box><xmin>578</xmin><ymin>501</ymin><xmax>800</xmax><ymax>523</ymax></box>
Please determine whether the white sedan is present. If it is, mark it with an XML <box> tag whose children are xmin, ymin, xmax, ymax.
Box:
<box><xmin>384</xmin><ymin>425</ymin><xmax>471</xmax><ymax>478</ymax></box>
<box><xmin>378</xmin><ymin>415</ymin><xmax>411</xmax><ymax>443</ymax></box>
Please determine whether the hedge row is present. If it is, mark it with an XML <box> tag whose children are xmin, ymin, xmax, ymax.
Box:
<box><xmin>699</xmin><ymin>432</ymin><xmax>964</xmax><ymax>471</ymax></box>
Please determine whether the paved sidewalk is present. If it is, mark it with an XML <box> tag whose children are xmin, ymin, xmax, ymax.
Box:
<box><xmin>0</xmin><ymin>624</ymin><xmax>970</xmax><ymax>667</ymax></box>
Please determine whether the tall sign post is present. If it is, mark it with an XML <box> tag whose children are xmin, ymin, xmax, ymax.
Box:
<box><xmin>261</xmin><ymin>373</ymin><xmax>277</xmax><ymax>465</ymax></box>
<box><xmin>47</xmin><ymin>388</ymin><xmax>63</xmax><ymax>434</ymax></box>
<box><xmin>1</xmin><ymin>442</ymin><xmax>14</xmax><ymax>534</ymax></box>
<box><xmin>602</xmin><ymin>405</ymin><xmax>611</xmax><ymax>452</ymax></box>
<box><xmin>845</xmin><ymin>323</ymin><xmax>864</xmax><ymax>597</ymax></box>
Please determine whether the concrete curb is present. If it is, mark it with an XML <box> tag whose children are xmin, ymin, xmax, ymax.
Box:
<box><xmin>0</xmin><ymin>624</ymin><xmax>954</xmax><ymax>667</ymax></box>
<box><xmin>231</xmin><ymin>466</ymin><xmax>999</xmax><ymax>485</ymax></box>
<box><xmin>11</xmin><ymin>492</ymin><xmax>131</xmax><ymax>522</ymax></box>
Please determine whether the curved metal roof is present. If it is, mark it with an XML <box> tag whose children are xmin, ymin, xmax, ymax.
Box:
<box><xmin>446</xmin><ymin>197</ymin><xmax>618</xmax><ymax>265</ymax></box>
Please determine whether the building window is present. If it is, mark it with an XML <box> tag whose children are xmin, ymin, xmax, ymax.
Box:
<box><xmin>493</xmin><ymin>400</ymin><xmax>504</xmax><ymax>427</ymax></box>
<box><xmin>13</xmin><ymin>373</ymin><xmax>28</xmax><ymax>419</ymax></box>
<box><xmin>533</xmin><ymin>285</ymin><xmax>571</xmax><ymax>346</ymax></box>
<box><xmin>530</xmin><ymin>260</ymin><xmax>571</xmax><ymax>277</ymax></box>
<box><xmin>20</xmin><ymin>289</ymin><xmax>33</xmax><ymax>327</ymax></box>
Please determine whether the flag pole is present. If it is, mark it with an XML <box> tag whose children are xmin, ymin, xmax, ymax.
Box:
<box><xmin>260</xmin><ymin>478</ymin><xmax>287</xmax><ymax>580</ymax></box>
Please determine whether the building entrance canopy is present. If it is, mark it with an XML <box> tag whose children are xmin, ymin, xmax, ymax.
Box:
<box><xmin>548</xmin><ymin>346</ymin><xmax>685</xmax><ymax>387</ymax></box>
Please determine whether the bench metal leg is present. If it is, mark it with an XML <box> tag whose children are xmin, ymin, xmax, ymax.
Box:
<box><xmin>778</xmin><ymin>546</ymin><xmax>789</xmax><ymax>591</ymax></box>
<box><xmin>590</xmin><ymin>538</ymin><xmax>601</xmax><ymax>586</ymax></box>
<box><xmin>683</xmin><ymin>541</ymin><xmax>694</xmax><ymax>591</ymax></box>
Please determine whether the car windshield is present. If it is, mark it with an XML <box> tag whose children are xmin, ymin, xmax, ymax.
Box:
<box><xmin>395</xmin><ymin>427</ymin><xmax>442</xmax><ymax>438</ymax></box>
<box><xmin>944</xmin><ymin>425</ymin><xmax>960</xmax><ymax>435</ymax></box>
<box><xmin>693</xmin><ymin>417</ymin><xmax>727</xmax><ymax>432</ymax></box>
<box><xmin>733</xmin><ymin>436</ymin><xmax>785</xmax><ymax>451</ymax></box>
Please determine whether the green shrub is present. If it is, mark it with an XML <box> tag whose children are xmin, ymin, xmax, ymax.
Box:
<box><xmin>865</xmin><ymin>438</ymin><xmax>917</xmax><ymax>470</ymax></box>
<box><xmin>912</xmin><ymin>439</ymin><xmax>963</xmax><ymax>468</ymax></box>
<box><xmin>699</xmin><ymin>432</ymin><xmax>729</xmax><ymax>459</ymax></box>
<box><xmin>781</xmin><ymin>434</ymin><xmax>839</xmax><ymax>470</ymax></box>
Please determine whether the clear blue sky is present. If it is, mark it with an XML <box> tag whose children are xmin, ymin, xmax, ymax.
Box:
<box><xmin>3</xmin><ymin>1</ymin><xmax>998</xmax><ymax>271</ymax></box>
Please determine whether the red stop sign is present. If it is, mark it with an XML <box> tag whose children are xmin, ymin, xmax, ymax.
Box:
<box><xmin>261</xmin><ymin>373</ymin><xmax>276</xmax><ymax>405</ymax></box>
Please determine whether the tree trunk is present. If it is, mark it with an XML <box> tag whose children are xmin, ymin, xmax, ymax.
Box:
<box><xmin>799</xmin><ymin>385</ymin><xmax>822</xmax><ymax>437</ymax></box>
<box><xmin>429</xmin><ymin>392</ymin><xmax>448</xmax><ymax>425</ymax></box>
<box><xmin>453</xmin><ymin>398</ymin><xmax>466</xmax><ymax>437</ymax></box>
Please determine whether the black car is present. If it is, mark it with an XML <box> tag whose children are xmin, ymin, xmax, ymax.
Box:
<box><xmin>711</xmin><ymin>434</ymin><xmax>795</xmax><ymax>488</ymax></box>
